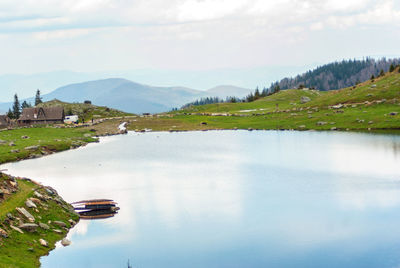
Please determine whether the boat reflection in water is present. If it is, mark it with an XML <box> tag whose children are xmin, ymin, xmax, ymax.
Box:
<box><xmin>71</xmin><ymin>199</ymin><xmax>120</xmax><ymax>220</ymax></box>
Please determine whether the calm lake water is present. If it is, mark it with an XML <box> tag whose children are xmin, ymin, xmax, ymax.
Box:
<box><xmin>2</xmin><ymin>130</ymin><xmax>400</xmax><ymax>268</ymax></box>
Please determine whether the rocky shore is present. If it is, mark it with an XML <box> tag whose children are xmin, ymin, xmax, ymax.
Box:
<box><xmin>0</xmin><ymin>172</ymin><xmax>79</xmax><ymax>267</ymax></box>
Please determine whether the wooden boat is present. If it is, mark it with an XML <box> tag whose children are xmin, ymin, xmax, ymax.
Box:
<box><xmin>72</xmin><ymin>199</ymin><xmax>119</xmax><ymax>219</ymax></box>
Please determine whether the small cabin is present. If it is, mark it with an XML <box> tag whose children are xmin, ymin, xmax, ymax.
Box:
<box><xmin>0</xmin><ymin>115</ymin><xmax>10</xmax><ymax>128</ymax></box>
<box><xmin>64</xmin><ymin>115</ymin><xmax>79</xmax><ymax>124</ymax></box>
<box><xmin>18</xmin><ymin>107</ymin><xmax>65</xmax><ymax>125</ymax></box>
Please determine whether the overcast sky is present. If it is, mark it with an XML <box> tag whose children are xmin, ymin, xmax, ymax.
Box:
<box><xmin>0</xmin><ymin>0</ymin><xmax>399</xmax><ymax>75</ymax></box>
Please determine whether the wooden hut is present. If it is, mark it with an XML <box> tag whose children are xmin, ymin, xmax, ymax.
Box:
<box><xmin>18</xmin><ymin>107</ymin><xmax>65</xmax><ymax>125</ymax></box>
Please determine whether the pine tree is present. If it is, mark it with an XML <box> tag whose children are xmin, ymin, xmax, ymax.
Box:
<box><xmin>12</xmin><ymin>94</ymin><xmax>21</xmax><ymax>119</ymax></box>
<box><xmin>35</xmin><ymin>89</ymin><xmax>42</xmax><ymax>106</ymax></box>
<box><xmin>254</xmin><ymin>87</ymin><xmax>260</xmax><ymax>100</ymax></box>
<box><xmin>379</xmin><ymin>69</ymin><xmax>385</xmax><ymax>77</ymax></box>
<box><xmin>389</xmin><ymin>64</ymin><xmax>395</xmax><ymax>72</ymax></box>
<box><xmin>370</xmin><ymin>74</ymin><xmax>375</xmax><ymax>81</ymax></box>
<box><xmin>7</xmin><ymin>108</ymin><xmax>14</xmax><ymax>119</ymax></box>
<box><xmin>21</xmin><ymin>100</ymin><xmax>31</xmax><ymax>109</ymax></box>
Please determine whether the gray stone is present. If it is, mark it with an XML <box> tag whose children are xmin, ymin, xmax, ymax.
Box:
<box><xmin>21</xmin><ymin>135</ymin><xmax>29</xmax><ymax>139</ymax></box>
<box><xmin>61</xmin><ymin>238</ymin><xmax>71</xmax><ymax>247</ymax></box>
<box><xmin>25</xmin><ymin>145</ymin><xmax>39</xmax><ymax>151</ymax></box>
<box><xmin>10</xmin><ymin>225</ymin><xmax>24</xmax><ymax>234</ymax></box>
<box><xmin>33</xmin><ymin>191</ymin><xmax>45</xmax><ymax>200</ymax></box>
<box><xmin>53</xmin><ymin>229</ymin><xmax>63</xmax><ymax>234</ymax></box>
<box><xmin>16</xmin><ymin>207</ymin><xmax>35</xmax><ymax>222</ymax></box>
<box><xmin>300</xmin><ymin>96</ymin><xmax>311</xmax><ymax>103</ymax></box>
<box><xmin>0</xmin><ymin>228</ymin><xmax>8</xmax><ymax>238</ymax></box>
<box><xmin>316</xmin><ymin>121</ymin><xmax>327</xmax><ymax>126</ymax></box>
<box><xmin>25</xmin><ymin>199</ymin><xmax>37</xmax><ymax>209</ymax></box>
<box><xmin>298</xmin><ymin>125</ymin><xmax>306</xmax><ymax>129</ymax></box>
<box><xmin>0</xmin><ymin>139</ymin><xmax>7</xmax><ymax>144</ymax></box>
<box><xmin>68</xmin><ymin>219</ymin><xmax>77</xmax><ymax>226</ymax></box>
<box><xmin>53</xmin><ymin>221</ymin><xmax>67</xmax><ymax>228</ymax></box>
<box><xmin>390</xmin><ymin>112</ymin><xmax>398</xmax><ymax>116</ymax></box>
<box><xmin>39</xmin><ymin>222</ymin><xmax>50</xmax><ymax>230</ymax></box>
<box><xmin>6</xmin><ymin>213</ymin><xmax>14</xmax><ymax>220</ymax></box>
<box><xmin>39</xmin><ymin>238</ymin><xmax>48</xmax><ymax>247</ymax></box>
<box><xmin>19</xmin><ymin>223</ymin><xmax>38</xmax><ymax>232</ymax></box>
<box><xmin>331</xmin><ymin>127</ymin><xmax>337</xmax><ymax>130</ymax></box>
<box><xmin>10</xmin><ymin>149</ymin><xmax>20</xmax><ymax>153</ymax></box>
<box><xmin>9</xmin><ymin>142</ymin><xmax>15</xmax><ymax>146</ymax></box>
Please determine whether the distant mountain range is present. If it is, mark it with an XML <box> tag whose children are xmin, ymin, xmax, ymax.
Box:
<box><xmin>0</xmin><ymin>78</ymin><xmax>252</xmax><ymax>114</ymax></box>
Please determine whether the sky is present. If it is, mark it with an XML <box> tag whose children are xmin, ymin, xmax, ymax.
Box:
<box><xmin>0</xmin><ymin>0</ymin><xmax>400</xmax><ymax>87</ymax></box>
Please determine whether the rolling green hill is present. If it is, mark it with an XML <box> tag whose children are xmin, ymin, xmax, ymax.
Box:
<box><xmin>37</xmin><ymin>99</ymin><xmax>132</xmax><ymax>121</ymax></box>
<box><xmin>127</xmin><ymin>68</ymin><xmax>400</xmax><ymax>132</ymax></box>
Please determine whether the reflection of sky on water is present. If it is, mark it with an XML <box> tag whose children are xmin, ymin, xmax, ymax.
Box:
<box><xmin>1</xmin><ymin>131</ymin><xmax>400</xmax><ymax>267</ymax></box>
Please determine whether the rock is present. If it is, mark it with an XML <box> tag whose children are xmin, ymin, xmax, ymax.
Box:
<box><xmin>61</xmin><ymin>238</ymin><xmax>71</xmax><ymax>247</ymax></box>
<box><xmin>316</xmin><ymin>121</ymin><xmax>327</xmax><ymax>126</ymax></box>
<box><xmin>16</xmin><ymin>207</ymin><xmax>35</xmax><ymax>222</ymax></box>
<box><xmin>19</xmin><ymin>223</ymin><xmax>38</xmax><ymax>232</ymax></box>
<box><xmin>200</xmin><ymin>122</ymin><xmax>207</xmax><ymax>125</ymax></box>
<box><xmin>330</xmin><ymin>127</ymin><xmax>337</xmax><ymax>130</ymax></box>
<box><xmin>39</xmin><ymin>238</ymin><xmax>48</xmax><ymax>247</ymax></box>
<box><xmin>53</xmin><ymin>221</ymin><xmax>67</xmax><ymax>228</ymax></box>
<box><xmin>298</xmin><ymin>125</ymin><xmax>306</xmax><ymax>129</ymax></box>
<box><xmin>25</xmin><ymin>199</ymin><xmax>37</xmax><ymax>208</ymax></box>
<box><xmin>0</xmin><ymin>139</ymin><xmax>7</xmax><ymax>144</ymax></box>
<box><xmin>6</xmin><ymin>213</ymin><xmax>14</xmax><ymax>220</ymax></box>
<box><xmin>21</xmin><ymin>135</ymin><xmax>29</xmax><ymax>139</ymax></box>
<box><xmin>53</xmin><ymin>229</ymin><xmax>63</xmax><ymax>234</ymax></box>
<box><xmin>10</xmin><ymin>149</ymin><xmax>20</xmax><ymax>153</ymax></box>
<box><xmin>29</xmin><ymin>197</ymin><xmax>42</xmax><ymax>205</ymax></box>
<box><xmin>390</xmin><ymin>112</ymin><xmax>398</xmax><ymax>116</ymax></box>
<box><xmin>27</xmin><ymin>248</ymin><xmax>34</xmax><ymax>252</ymax></box>
<box><xmin>368</xmin><ymin>121</ymin><xmax>374</xmax><ymax>124</ymax></box>
<box><xmin>39</xmin><ymin>222</ymin><xmax>50</xmax><ymax>230</ymax></box>
<box><xmin>25</xmin><ymin>145</ymin><xmax>39</xmax><ymax>151</ymax></box>
<box><xmin>300</xmin><ymin>96</ymin><xmax>311</xmax><ymax>103</ymax></box>
<box><xmin>33</xmin><ymin>191</ymin><xmax>45</xmax><ymax>200</ymax></box>
<box><xmin>9</xmin><ymin>142</ymin><xmax>16</xmax><ymax>146</ymax></box>
<box><xmin>0</xmin><ymin>228</ymin><xmax>8</xmax><ymax>238</ymax></box>
<box><xmin>10</xmin><ymin>225</ymin><xmax>24</xmax><ymax>234</ymax></box>
<box><xmin>371</xmin><ymin>84</ymin><xmax>377</xmax><ymax>88</ymax></box>
<box><xmin>68</xmin><ymin>219</ymin><xmax>77</xmax><ymax>226</ymax></box>
<box><xmin>332</xmin><ymin>104</ymin><xmax>343</xmax><ymax>109</ymax></box>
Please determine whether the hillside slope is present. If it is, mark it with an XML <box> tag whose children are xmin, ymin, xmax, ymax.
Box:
<box><xmin>127</xmin><ymin>68</ymin><xmax>400</xmax><ymax>132</ymax></box>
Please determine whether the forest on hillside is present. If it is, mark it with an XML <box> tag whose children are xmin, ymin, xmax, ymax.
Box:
<box><xmin>267</xmin><ymin>57</ymin><xmax>400</xmax><ymax>91</ymax></box>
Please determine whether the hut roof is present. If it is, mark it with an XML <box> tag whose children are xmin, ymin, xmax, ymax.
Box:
<box><xmin>19</xmin><ymin>107</ymin><xmax>64</xmax><ymax>121</ymax></box>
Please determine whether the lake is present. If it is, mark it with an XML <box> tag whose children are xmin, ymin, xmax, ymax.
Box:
<box><xmin>2</xmin><ymin>130</ymin><xmax>400</xmax><ymax>267</ymax></box>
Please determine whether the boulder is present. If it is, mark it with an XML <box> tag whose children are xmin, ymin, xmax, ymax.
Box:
<box><xmin>39</xmin><ymin>222</ymin><xmax>50</xmax><ymax>230</ymax></box>
<box><xmin>53</xmin><ymin>229</ymin><xmax>63</xmax><ymax>234</ymax></box>
<box><xmin>6</xmin><ymin>213</ymin><xmax>14</xmax><ymax>220</ymax></box>
<box><xmin>53</xmin><ymin>221</ymin><xmax>67</xmax><ymax>228</ymax></box>
<box><xmin>33</xmin><ymin>191</ymin><xmax>45</xmax><ymax>201</ymax></box>
<box><xmin>68</xmin><ymin>219</ymin><xmax>77</xmax><ymax>226</ymax></box>
<box><xmin>390</xmin><ymin>112</ymin><xmax>398</xmax><ymax>116</ymax></box>
<box><xmin>16</xmin><ymin>207</ymin><xmax>35</xmax><ymax>222</ymax></box>
<box><xmin>10</xmin><ymin>225</ymin><xmax>24</xmax><ymax>234</ymax></box>
<box><xmin>25</xmin><ymin>145</ymin><xmax>39</xmax><ymax>151</ymax></box>
<box><xmin>316</xmin><ymin>121</ymin><xmax>327</xmax><ymax>126</ymax></box>
<box><xmin>25</xmin><ymin>199</ymin><xmax>37</xmax><ymax>209</ymax></box>
<box><xmin>10</xmin><ymin>149</ymin><xmax>20</xmax><ymax>153</ymax></box>
<box><xmin>9</xmin><ymin>142</ymin><xmax>15</xmax><ymax>146</ymax></box>
<box><xmin>21</xmin><ymin>135</ymin><xmax>29</xmax><ymax>139</ymax></box>
<box><xmin>61</xmin><ymin>238</ymin><xmax>71</xmax><ymax>247</ymax></box>
<box><xmin>300</xmin><ymin>96</ymin><xmax>311</xmax><ymax>104</ymax></box>
<box><xmin>0</xmin><ymin>228</ymin><xmax>8</xmax><ymax>238</ymax></box>
<box><xmin>39</xmin><ymin>238</ymin><xmax>48</xmax><ymax>247</ymax></box>
<box><xmin>19</xmin><ymin>223</ymin><xmax>38</xmax><ymax>232</ymax></box>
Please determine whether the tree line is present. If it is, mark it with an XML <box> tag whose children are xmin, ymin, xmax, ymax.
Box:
<box><xmin>265</xmin><ymin>57</ymin><xmax>400</xmax><ymax>92</ymax></box>
<box><xmin>7</xmin><ymin>90</ymin><xmax>43</xmax><ymax>119</ymax></box>
<box><xmin>181</xmin><ymin>85</ymin><xmax>281</xmax><ymax>109</ymax></box>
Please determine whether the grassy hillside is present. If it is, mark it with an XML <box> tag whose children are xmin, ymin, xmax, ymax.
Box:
<box><xmin>37</xmin><ymin>99</ymin><xmax>132</xmax><ymax>121</ymax></box>
<box><xmin>0</xmin><ymin>173</ymin><xmax>79</xmax><ymax>267</ymax></box>
<box><xmin>127</xmin><ymin>68</ymin><xmax>400</xmax><ymax>132</ymax></box>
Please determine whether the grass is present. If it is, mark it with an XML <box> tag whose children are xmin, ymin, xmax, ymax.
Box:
<box><xmin>0</xmin><ymin>126</ymin><xmax>98</xmax><ymax>164</ymax></box>
<box><xmin>0</xmin><ymin>175</ymin><xmax>79</xmax><ymax>267</ymax></box>
<box><xmin>128</xmin><ymin>68</ymin><xmax>400</xmax><ymax>132</ymax></box>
